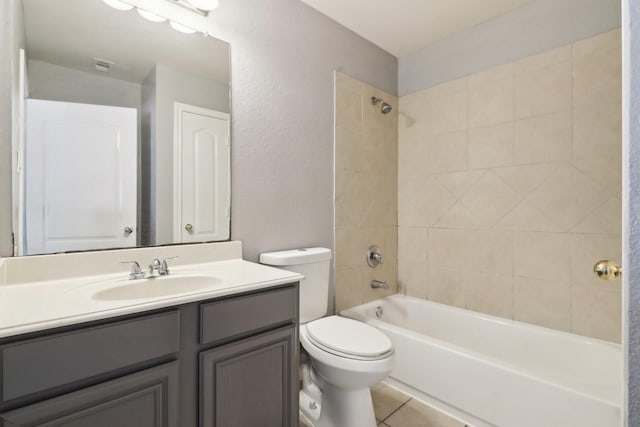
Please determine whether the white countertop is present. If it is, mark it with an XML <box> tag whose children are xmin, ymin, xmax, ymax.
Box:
<box><xmin>0</xmin><ymin>256</ymin><xmax>302</xmax><ymax>339</ymax></box>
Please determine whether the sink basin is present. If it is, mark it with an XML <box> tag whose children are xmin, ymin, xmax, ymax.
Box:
<box><xmin>92</xmin><ymin>275</ymin><xmax>221</xmax><ymax>301</ymax></box>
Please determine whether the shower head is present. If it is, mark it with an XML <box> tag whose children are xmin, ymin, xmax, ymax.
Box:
<box><xmin>371</xmin><ymin>96</ymin><xmax>393</xmax><ymax>114</ymax></box>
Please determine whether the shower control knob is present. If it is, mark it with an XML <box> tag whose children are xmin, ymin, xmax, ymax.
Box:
<box><xmin>367</xmin><ymin>245</ymin><xmax>383</xmax><ymax>268</ymax></box>
<box><xmin>185</xmin><ymin>224</ymin><xmax>193</xmax><ymax>232</ymax></box>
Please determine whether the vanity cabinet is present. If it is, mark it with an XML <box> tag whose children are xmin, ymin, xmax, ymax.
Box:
<box><xmin>200</xmin><ymin>326</ymin><xmax>297</xmax><ymax>427</ymax></box>
<box><xmin>0</xmin><ymin>362</ymin><xmax>179</xmax><ymax>427</ymax></box>
<box><xmin>0</xmin><ymin>283</ymin><xmax>299</xmax><ymax>427</ymax></box>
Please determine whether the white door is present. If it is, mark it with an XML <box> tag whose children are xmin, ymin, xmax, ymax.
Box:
<box><xmin>174</xmin><ymin>103</ymin><xmax>230</xmax><ymax>243</ymax></box>
<box><xmin>25</xmin><ymin>99</ymin><xmax>137</xmax><ymax>255</ymax></box>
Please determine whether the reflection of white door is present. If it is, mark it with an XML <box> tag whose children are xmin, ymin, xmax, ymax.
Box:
<box><xmin>25</xmin><ymin>99</ymin><xmax>137</xmax><ymax>255</ymax></box>
<box><xmin>174</xmin><ymin>103</ymin><xmax>230</xmax><ymax>243</ymax></box>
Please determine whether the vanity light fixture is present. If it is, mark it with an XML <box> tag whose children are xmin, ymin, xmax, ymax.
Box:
<box><xmin>137</xmin><ymin>8</ymin><xmax>167</xmax><ymax>23</ymax></box>
<box><xmin>181</xmin><ymin>0</ymin><xmax>220</xmax><ymax>11</ymax></box>
<box><xmin>102</xmin><ymin>0</ymin><xmax>214</xmax><ymax>35</ymax></box>
<box><xmin>169</xmin><ymin>20</ymin><xmax>197</xmax><ymax>33</ymax></box>
<box><xmin>102</xmin><ymin>0</ymin><xmax>134</xmax><ymax>11</ymax></box>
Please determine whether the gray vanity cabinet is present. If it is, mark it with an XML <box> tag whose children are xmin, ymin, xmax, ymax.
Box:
<box><xmin>200</xmin><ymin>325</ymin><xmax>297</xmax><ymax>427</ymax></box>
<box><xmin>0</xmin><ymin>283</ymin><xmax>299</xmax><ymax>427</ymax></box>
<box><xmin>0</xmin><ymin>362</ymin><xmax>179</xmax><ymax>427</ymax></box>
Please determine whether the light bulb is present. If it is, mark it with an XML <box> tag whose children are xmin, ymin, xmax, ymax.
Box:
<box><xmin>102</xmin><ymin>0</ymin><xmax>134</xmax><ymax>11</ymax></box>
<box><xmin>169</xmin><ymin>21</ymin><xmax>197</xmax><ymax>34</ymax></box>
<box><xmin>137</xmin><ymin>8</ymin><xmax>167</xmax><ymax>22</ymax></box>
<box><xmin>185</xmin><ymin>0</ymin><xmax>219</xmax><ymax>11</ymax></box>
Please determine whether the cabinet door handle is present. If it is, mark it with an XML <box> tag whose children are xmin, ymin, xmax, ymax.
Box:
<box><xmin>124</xmin><ymin>226</ymin><xmax>134</xmax><ymax>235</ymax></box>
<box><xmin>185</xmin><ymin>224</ymin><xmax>193</xmax><ymax>232</ymax></box>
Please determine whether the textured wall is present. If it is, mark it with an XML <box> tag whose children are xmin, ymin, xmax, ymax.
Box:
<box><xmin>399</xmin><ymin>0</ymin><xmax>621</xmax><ymax>96</ymax></box>
<box><xmin>334</xmin><ymin>72</ymin><xmax>398</xmax><ymax>312</ymax></box>
<box><xmin>206</xmin><ymin>0</ymin><xmax>397</xmax><ymax>264</ymax></box>
<box><xmin>398</xmin><ymin>30</ymin><xmax>622</xmax><ymax>342</ymax></box>
<box><xmin>625</xmin><ymin>0</ymin><xmax>640</xmax><ymax>423</ymax></box>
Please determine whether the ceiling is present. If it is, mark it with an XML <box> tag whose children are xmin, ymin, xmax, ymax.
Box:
<box><xmin>300</xmin><ymin>0</ymin><xmax>536</xmax><ymax>57</ymax></box>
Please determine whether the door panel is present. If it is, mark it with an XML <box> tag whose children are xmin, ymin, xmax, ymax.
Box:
<box><xmin>175</xmin><ymin>104</ymin><xmax>229</xmax><ymax>243</ymax></box>
<box><xmin>200</xmin><ymin>325</ymin><xmax>297</xmax><ymax>427</ymax></box>
<box><xmin>25</xmin><ymin>99</ymin><xmax>137</xmax><ymax>255</ymax></box>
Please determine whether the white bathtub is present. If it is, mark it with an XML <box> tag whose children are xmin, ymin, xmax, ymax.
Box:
<box><xmin>341</xmin><ymin>295</ymin><xmax>621</xmax><ymax>427</ymax></box>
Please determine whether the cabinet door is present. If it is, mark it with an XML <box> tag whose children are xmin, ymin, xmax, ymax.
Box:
<box><xmin>0</xmin><ymin>362</ymin><xmax>178</xmax><ymax>427</ymax></box>
<box><xmin>200</xmin><ymin>325</ymin><xmax>298</xmax><ymax>427</ymax></box>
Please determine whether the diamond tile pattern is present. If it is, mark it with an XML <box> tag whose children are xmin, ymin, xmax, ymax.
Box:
<box><xmin>397</xmin><ymin>30</ymin><xmax>622</xmax><ymax>342</ymax></box>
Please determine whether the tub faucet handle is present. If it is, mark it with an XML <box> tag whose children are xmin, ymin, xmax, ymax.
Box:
<box><xmin>367</xmin><ymin>245</ymin><xmax>383</xmax><ymax>267</ymax></box>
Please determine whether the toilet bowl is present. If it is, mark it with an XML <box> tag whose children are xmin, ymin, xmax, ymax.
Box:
<box><xmin>299</xmin><ymin>316</ymin><xmax>393</xmax><ymax>427</ymax></box>
<box><xmin>259</xmin><ymin>248</ymin><xmax>394</xmax><ymax>427</ymax></box>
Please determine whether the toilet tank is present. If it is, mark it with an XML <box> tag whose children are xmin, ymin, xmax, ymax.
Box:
<box><xmin>259</xmin><ymin>248</ymin><xmax>332</xmax><ymax>324</ymax></box>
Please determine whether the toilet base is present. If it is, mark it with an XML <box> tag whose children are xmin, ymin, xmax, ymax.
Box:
<box><xmin>300</xmin><ymin>382</ymin><xmax>377</xmax><ymax>427</ymax></box>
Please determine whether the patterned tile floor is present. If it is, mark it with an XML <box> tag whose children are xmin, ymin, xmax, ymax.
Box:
<box><xmin>300</xmin><ymin>382</ymin><xmax>468</xmax><ymax>427</ymax></box>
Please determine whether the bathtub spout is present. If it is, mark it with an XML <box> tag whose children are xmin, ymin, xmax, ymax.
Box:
<box><xmin>371</xmin><ymin>279</ymin><xmax>388</xmax><ymax>289</ymax></box>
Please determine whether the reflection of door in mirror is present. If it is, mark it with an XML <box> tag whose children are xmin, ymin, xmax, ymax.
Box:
<box><xmin>174</xmin><ymin>103</ymin><xmax>230</xmax><ymax>244</ymax></box>
<box><xmin>23</xmin><ymin>100</ymin><xmax>137</xmax><ymax>255</ymax></box>
<box><xmin>7</xmin><ymin>0</ymin><xmax>232</xmax><ymax>256</ymax></box>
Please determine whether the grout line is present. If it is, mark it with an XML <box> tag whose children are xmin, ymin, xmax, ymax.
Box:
<box><xmin>381</xmin><ymin>397</ymin><xmax>413</xmax><ymax>423</ymax></box>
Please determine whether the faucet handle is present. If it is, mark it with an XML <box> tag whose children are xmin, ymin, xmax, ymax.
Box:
<box><xmin>160</xmin><ymin>256</ymin><xmax>179</xmax><ymax>276</ymax></box>
<box><xmin>121</xmin><ymin>261</ymin><xmax>145</xmax><ymax>280</ymax></box>
<box><xmin>367</xmin><ymin>246</ymin><xmax>384</xmax><ymax>268</ymax></box>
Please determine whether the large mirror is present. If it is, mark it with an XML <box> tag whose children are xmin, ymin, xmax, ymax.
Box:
<box><xmin>10</xmin><ymin>0</ymin><xmax>231</xmax><ymax>256</ymax></box>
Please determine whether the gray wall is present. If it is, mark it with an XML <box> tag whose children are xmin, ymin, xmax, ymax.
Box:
<box><xmin>399</xmin><ymin>0</ymin><xmax>621</xmax><ymax>95</ymax></box>
<box><xmin>27</xmin><ymin>60</ymin><xmax>142</xmax><ymax>109</ymax></box>
<box><xmin>626</xmin><ymin>0</ymin><xmax>639</xmax><ymax>423</ymax></box>
<box><xmin>205</xmin><ymin>0</ymin><xmax>397</xmax><ymax>262</ymax></box>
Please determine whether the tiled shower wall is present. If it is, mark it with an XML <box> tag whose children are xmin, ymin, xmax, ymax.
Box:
<box><xmin>334</xmin><ymin>72</ymin><xmax>399</xmax><ymax>313</ymax></box>
<box><xmin>398</xmin><ymin>30</ymin><xmax>622</xmax><ymax>342</ymax></box>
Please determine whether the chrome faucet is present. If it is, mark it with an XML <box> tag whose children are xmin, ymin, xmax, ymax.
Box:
<box><xmin>367</xmin><ymin>246</ymin><xmax>384</xmax><ymax>268</ymax></box>
<box><xmin>148</xmin><ymin>257</ymin><xmax>178</xmax><ymax>277</ymax></box>
<box><xmin>371</xmin><ymin>279</ymin><xmax>388</xmax><ymax>289</ymax></box>
<box><xmin>122</xmin><ymin>261</ymin><xmax>145</xmax><ymax>280</ymax></box>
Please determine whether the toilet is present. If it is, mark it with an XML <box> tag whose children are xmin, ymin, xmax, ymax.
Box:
<box><xmin>260</xmin><ymin>248</ymin><xmax>394</xmax><ymax>427</ymax></box>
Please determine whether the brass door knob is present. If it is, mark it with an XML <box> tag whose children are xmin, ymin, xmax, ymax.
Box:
<box><xmin>185</xmin><ymin>224</ymin><xmax>193</xmax><ymax>232</ymax></box>
<box><xmin>594</xmin><ymin>260</ymin><xmax>622</xmax><ymax>281</ymax></box>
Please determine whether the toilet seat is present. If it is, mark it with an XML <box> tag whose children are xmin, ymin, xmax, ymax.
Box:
<box><xmin>304</xmin><ymin>316</ymin><xmax>393</xmax><ymax>361</ymax></box>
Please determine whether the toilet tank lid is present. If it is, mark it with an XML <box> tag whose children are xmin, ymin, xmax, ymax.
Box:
<box><xmin>260</xmin><ymin>247</ymin><xmax>332</xmax><ymax>266</ymax></box>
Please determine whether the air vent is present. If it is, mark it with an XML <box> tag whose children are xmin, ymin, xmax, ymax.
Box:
<box><xmin>94</xmin><ymin>58</ymin><xmax>114</xmax><ymax>73</ymax></box>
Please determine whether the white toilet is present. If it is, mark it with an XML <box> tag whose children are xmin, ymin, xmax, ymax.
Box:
<box><xmin>260</xmin><ymin>248</ymin><xmax>394</xmax><ymax>427</ymax></box>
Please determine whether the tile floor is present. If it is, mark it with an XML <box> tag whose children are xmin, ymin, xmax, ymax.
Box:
<box><xmin>300</xmin><ymin>382</ymin><xmax>468</xmax><ymax>427</ymax></box>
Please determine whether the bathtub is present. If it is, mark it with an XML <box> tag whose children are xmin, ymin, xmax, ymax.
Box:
<box><xmin>341</xmin><ymin>295</ymin><xmax>621</xmax><ymax>427</ymax></box>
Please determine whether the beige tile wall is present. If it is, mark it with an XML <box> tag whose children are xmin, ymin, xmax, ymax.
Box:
<box><xmin>398</xmin><ymin>30</ymin><xmax>622</xmax><ymax>342</ymax></box>
<box><xmin>334</xmin><ymin>72</ymin><xmax>399</xmax><ymax>313</ymax></box>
